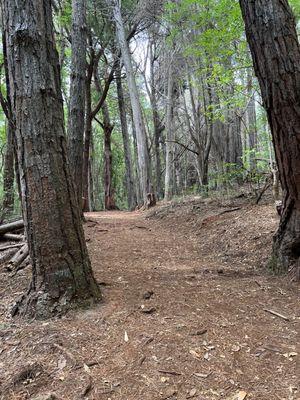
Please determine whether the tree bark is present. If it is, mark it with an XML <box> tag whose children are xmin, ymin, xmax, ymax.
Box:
<box><xmin>164</xmin><ymin>64</ymin><xmax>174</xmax><ymax>201</ymax></box>
<box><xmin>111</xmin><ymin>0</ymin><xmax>155</xmax><ymax>207</ymax></box>
<box><xmin>116</xmin><ymin>61</ymin><xmax>137</xmax><ymax>210</ymax></box>
<box><xmin>67</xmin><ymin>0</ymin><xmax>87</xmax><ymax>206</ymax></box>
<box><xmin>240</xmin><ymin>0</ymin><xmax>300</xmax><ymax>273</ymax></box>
<box><xmin>1</xmin><ymin>31</ymin><xmax>15</xmax><ymax>220</ymax></box>
<box><xmin>2</xmin><ymin>0</ymin><xmax>101</xmax><ymax>318</ymax></box>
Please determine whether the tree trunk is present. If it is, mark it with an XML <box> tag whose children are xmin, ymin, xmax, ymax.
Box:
<box><xmin>1</xmin><ymin>120</ymin><xmax>14</xmax><ymax>219</ymax></box>
<box><xmin>82</xmin><ymin>59</ymin><xmax>93</xmax><ymax>212</ymax></box>
<box><xmin>247</xmin><ymin>69</ymin><xmax>257</xmax><ymax>172</ymax></box>
<box><xmin>164</xmin><ymin>64</ymin><xmax>174</xmax><ymax>201</ymax></box>
<box><xmin>67</xmin><ymin>0</ymin><xmax>87</xmax><ymax>206</ymax></box>
<box><xmin>240</xmin><ymin>0</ymin><xmax>300</xmax><ymax>273</ymax></box>
<box><xmin>116</xmin><ymin>61</ymin><xmax>137</xmax><ymax>210</ymax></box>
<box><xmin>2</xmin><ymin>0</ymin><xmax>101</xmax><ymax>318</ymax></box>
<box><xmin>1</xmin><ymin>31</ymin><xmax>15</xmax><ymax>220</ymax></box>
<box><xmin>102</xmin><ymin>102</ymin><xmax>117</xmax><ymax>210</ymax></box>
<box><xmin>111</xmin><ymin>0</ymin><xmax>155</xmax><ymax>208</ymax></box>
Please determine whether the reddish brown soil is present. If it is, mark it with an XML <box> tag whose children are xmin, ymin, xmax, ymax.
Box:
<box><xmin>0</xmin><ymin>197</ymin><xmax>299</xmax><ymax>400</ymax></box>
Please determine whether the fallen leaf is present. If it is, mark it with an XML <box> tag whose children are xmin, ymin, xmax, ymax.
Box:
<box><xmin>188</xmin><ymin>388</ymin><xmax>197</xmax><ymax>398</ymax></box>
<box><xmin>124</xmin><ymin>331</ymin><xmax>129</xmax><ymax>342</ymax></box>
<box><xmin>83</xmin><ymin>363</ymin><xmax>91</xmax><ymax>373</ymax></box>
<box><xmin>160</xmin><ymin>376</ymin><xmax>169</xmax><ymax>383</ymax></box>
<box><xmin>226</xmin><ymin>391</ymin><xmax>247</xmax><ymax>400</ymax></box>
<box><xmin>189</xmin><ymin>349</ymin><xmax>201</xmax><ymax>359</ymax></box>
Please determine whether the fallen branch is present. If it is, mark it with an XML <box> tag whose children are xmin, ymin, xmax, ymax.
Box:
<box><xmin>0</xmin><ymin>233</ymin><xmax>24</xmax><ymax>242</ymax></box>
<box><xmin>0</xmin><ymin>248</ymin><xmax>18</xmax><ymax>266</ymax></box>
<box><xmin>0</xmin><ymin>219</ymin><xmax>24</xmax><ymax>235</ymax></box>
<box><xmin>0</xmin><ymin>243</ymin><xmax>24</xmax><ymax>251</ymax></box>
<box><xmin>158</xmin><ymin>369</ymin><xmax>182</xmax><ymax>376</ymax></box>
<box><xmin>6</xmin><ymin>244</ymin><xmax>28</xmax><ymax>271</ymax></box>
<box><xmin>263</xmin><ymin>308</ymin><xmax>290</xmax><ymax>321</ymax></box>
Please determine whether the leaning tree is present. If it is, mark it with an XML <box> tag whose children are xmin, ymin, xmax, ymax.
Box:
<box><xmin>2</xmin><ymin>0</ymin><xmax>101</xmax><ymax>318</ymax></box>
<box><xmin>239</xmin><ymin>0</ymin><xmax>300</xmax><ymax>276</ymax></box>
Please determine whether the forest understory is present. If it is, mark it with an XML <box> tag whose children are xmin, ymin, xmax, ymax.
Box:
<box><xmin>0</xmin><ymin>195</ymin><xmax>299</xmax><ymax>400</ymax></box>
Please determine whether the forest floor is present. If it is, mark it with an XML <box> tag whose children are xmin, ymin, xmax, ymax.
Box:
<box><xmin>0</xmin><ymin>194</ymin><xmax>299</xmax><ymax>400</ymax></box>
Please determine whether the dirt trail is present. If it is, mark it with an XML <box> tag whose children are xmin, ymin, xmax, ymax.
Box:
<box><xmin>0</xmin><ymin>202</ymin><xmax>299</xmax><ymax>400</ymax></box>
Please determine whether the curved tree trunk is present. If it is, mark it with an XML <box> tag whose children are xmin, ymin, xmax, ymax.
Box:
<box><xmin>67</xmin><ymin>0</ymin><xmax>87</xmax><ymax>207</ymax></box>
<box><xmin>240</xmin><ymin>0</ymin><xmax>300</xmax><ymax>274</ymax></box>
<box><xmin>3</xmin><ymin>0</ymin><xmax>101</xmax><ymax>318</ymax></box>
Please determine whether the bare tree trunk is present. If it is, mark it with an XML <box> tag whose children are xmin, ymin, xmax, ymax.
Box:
<box><xmin>247</xmin><ymin>69</ymin><xmax>257</xmax><ymax>171</ymax></box>
<box><xmin>111</xmin><ymin>0</ymin><xmax>155</xmax><ymax>207</ymax></box>
<box><xmin>116</xmin><ymin>61</ymin><xmax>137</xmax><ymax>210</ymax></box>
<box><xmin>240</xmin><ymin>0</ymin><xmax>300</xmax><ymax>274</ymax></box>
<box><xmin>164</xmin><ymin>64</ymin><xmax>174</xmax><ymax>201</ymax></box>
<box><xmin>2</xmin><ymin>0</ymin><xmax>101</xmax><ymax>318</ymax></box>
<box><xmin>1</xmin><ymin>31</ymin><xmax>15</xmax><ymax>219</ymax></box>
<box><xmin>102</xmin><ymin>102</ymin><xmax>117</xmax><ymax>210</ymax></box>
<box><xmin>67</xmin><ymin>0</ymin><xmax>87</xmax><ymax>206</ymax></box>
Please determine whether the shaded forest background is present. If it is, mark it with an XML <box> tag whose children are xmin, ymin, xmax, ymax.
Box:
<box><xmin>0</xmin><ymin>0</ymin><xmax>299</xmax><ymax>217</ymax></box>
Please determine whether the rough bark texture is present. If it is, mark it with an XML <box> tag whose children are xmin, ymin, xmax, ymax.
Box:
<box><xmin>240</xmin><ymin>0</ymin><xmax>300</xmax><ymax>273</ymax></box>
<box><xmin>116</xmin><ymin>61</ymin><xmax>137</xmax><ymax>210</ymax></box>
<box><xmin>111</xmin><ymin>0</ymin><xmax>155</xmax><ymax>207</ymax></box>
<box><xmin>67</xmin><ymin>0</ymin><xmax>87</xmax><ymax>206</ymax></box>
<box><xmin>2</xmin><ymin>0</ymin><xmax>101</xmax><ymax>318</ymax></box>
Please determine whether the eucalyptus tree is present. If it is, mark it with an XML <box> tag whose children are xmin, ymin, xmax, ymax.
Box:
<box><xmin>2</xmin><ymin>0</ymin><xmax>101</xmax><ymax>318</ymax></box>
<box><xmin>109</xmin><ymin>0</ymin><xmax>156</xmax><ymax>207</ymax></box>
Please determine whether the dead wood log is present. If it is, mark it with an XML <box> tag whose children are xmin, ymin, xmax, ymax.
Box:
<box><xmin>0</xmin><ymin>243</ymin><xmax>24</xmax><ymax>251</ymax></box>
<box><xmin>0</xmin><ymin>233</ymin><xmax>24</xmax><ymax>241</ymax></box>
<box><xmin>6</xmin><ymin>244</ymin><xmax>28</xmax><ymax>271</ymax></box>
<box><xmin>0</xmin><ymin>248</ymin><xmax>19</xmax><ymax>266</ymax></box>
<box><xmin>0</xmin><ymin>219</ymin><xmax>24</xmax><ymax>235</ymax></box>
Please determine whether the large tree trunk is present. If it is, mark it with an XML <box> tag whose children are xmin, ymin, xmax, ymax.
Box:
<box><xmin>67</xmin><ymin>0</ymin><xmax>87</xmax><ymax>206</ymax></box>
<box><xmin>240</xmin><ymin>0</ymin><xmax>300</xmax><ymax>274</ymax></box>
<box><xmin>111</xmin><ymin>0</ymin><xmax>155</xmax><ymax>208</ymax></box>
<box><xmin>116</xmin><ymin>61</ymin><xmax>137</xmax><ymax>210</ymax></box>
<box><xmin>2</xmin><ymin>0</ymin><xmax>101</xmax><ymax>318</ymax></box>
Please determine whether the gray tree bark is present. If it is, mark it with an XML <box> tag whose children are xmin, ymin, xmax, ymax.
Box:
<box><xmin>164</xmin><ymin>64</ymin><xmax>174</xmax><ymax>201</ymax></box>
<box><xmin>2</xmin><ymin>0</ymin><xmax>101</xmax><ymax>318</ymax></box>
<box><xmin>116</xmin><ymin>61</ymin><xmax>137</xmax><ymax>210</ymax></box>
<box><xmin>110</xmin><ymin>0</ymin><xmax>155</xmax><ymax>207</ymax></box>
<box><xmin>67</xmin><ymin>0</ymin><xmax>87</xmax><ymax>207</ymax></box>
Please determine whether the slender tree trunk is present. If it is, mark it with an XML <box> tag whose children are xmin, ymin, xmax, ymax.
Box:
<box><xmin>83</xmin><ymin>59</ymin><xmax>93</xmax><ymax>212</ymax></box>
<box><xmin>2</xmin><ymin>0</ymin><xmax>101</xmax><ymax>318</ymax></box>
<box><xmin>116</xmin><ymin>61</ymin><xmax>137</xmax><ymax>210</ymax></box>
<box><xmin>247</xmin><ymin>69</ymin><xmax>257</xmax><ymax>171</ymax></box>
<box><xmin>111</xmin><ymin>0</ymin><xmax>155</xmax><ymax>207</ymax></box>
<box><xmin>164</xmin><ymin>64</ymin><xmax>174</xmax><ymax>201</ymax></box>
<box><xmin>240</xmin><ymin>0</ymin><xmax>300</xmax><ymax>273</ymax></box>
<box><xmin>102</xmin><ymin>102</ymin><xmax>117</xmax><ymax>210</ymax></box>
<box><xmin>2</xmin><ymin>121</ymin><xmax>14</xmax><ymax>218</ymax></box>
<box><xmin>1</xmin><ymin>30</ymin><xmax>15</xmax><ymax>219</ymax></box>
<box><xmin>67</xmin><ymin>0</ymin><xmax>87</xmax><ymax>206</ymax></box>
